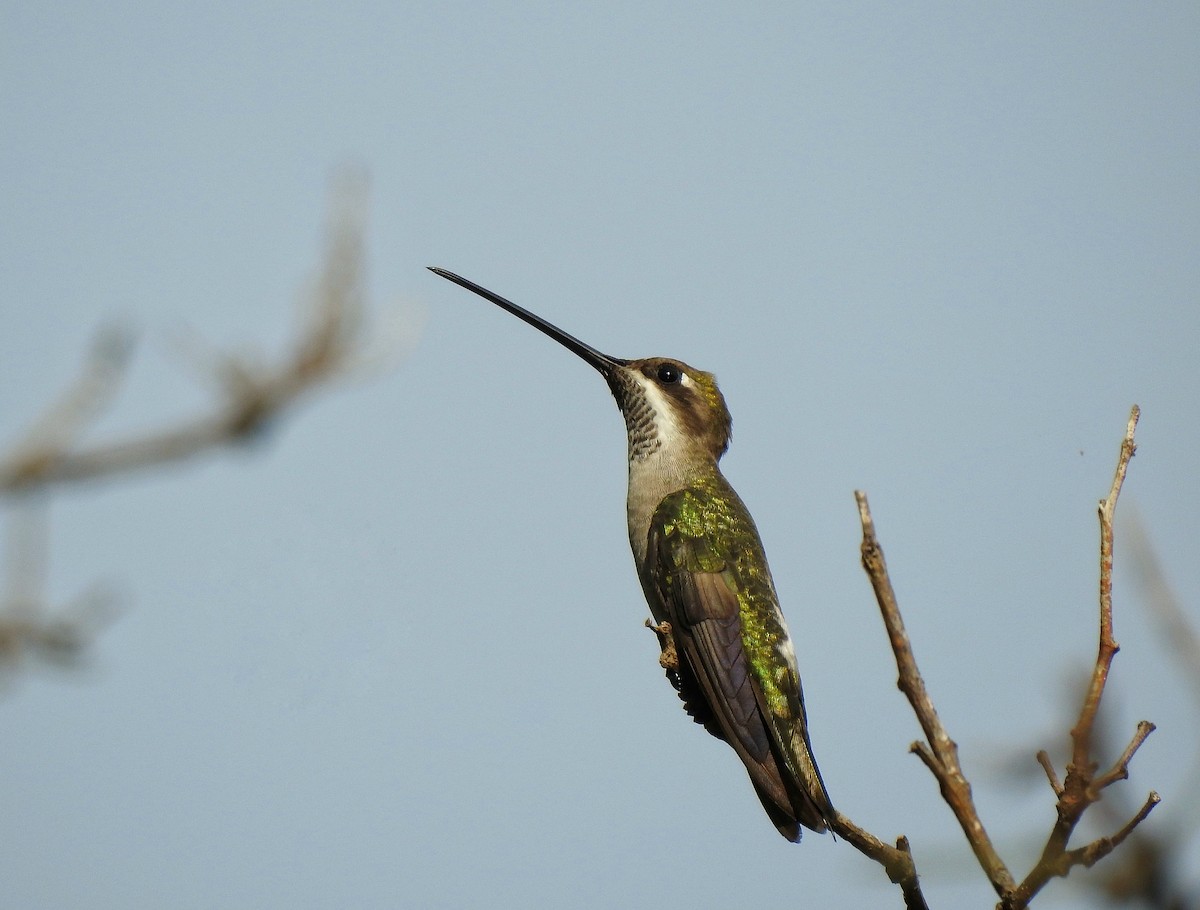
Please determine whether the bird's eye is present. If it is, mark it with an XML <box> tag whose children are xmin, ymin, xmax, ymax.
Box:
<box><xmin>656</xmin><ymin>364</ymin><xmax>682</xmax><ymax>384</ymax></box>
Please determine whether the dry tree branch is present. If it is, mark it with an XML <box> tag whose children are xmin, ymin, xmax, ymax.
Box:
<box><xmin>1002</xmin><ymin>405</ymin><xmax>1160</xmax><ymax>909</ymax></box>
<box><xmin>1071</xmin><ymin>405</ymin><xmax>1139</xmax><ymax>766</ymax></box>
<box><xmin>848</xmin><ymin>406</ymin><xmax>1158</xmax><ymax>909</ymax></box>
<box><xmin>854</xmin><ymin>490</ymin><xmax>1016</xmax><ymax>898</ymax></box>
<box><xmin>828</xmin><ymin>811</ymin><xmax>930</xmax><ymax>910</ymax></box>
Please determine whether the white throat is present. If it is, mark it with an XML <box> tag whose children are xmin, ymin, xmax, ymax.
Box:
<box><xmin>623</xmin><ymin>372</ymin><xmax>705</xmax><ymax>566</ymax></box>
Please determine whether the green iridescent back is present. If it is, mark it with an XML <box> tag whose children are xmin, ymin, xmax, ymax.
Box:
<box><xmin>648</xmin><ymin>470</ymin><xmax>832</xmax><ymax>835</ymax></box>
<box><xmin>652</xmin><ymin>474</ymin><xmax>803</xmax><ymax>725</ymax></box>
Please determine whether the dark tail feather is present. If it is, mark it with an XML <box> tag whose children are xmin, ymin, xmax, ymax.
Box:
<box><xmin>751</xmin><ymin>780</ymin><xmax>802</xmax><ymax>842</ymax></box>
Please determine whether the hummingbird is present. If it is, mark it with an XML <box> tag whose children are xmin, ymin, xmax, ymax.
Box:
<box><xmin>429</xmin><ymin>267</ymin><xmax>834</xmax><ymax>841</ymax></box>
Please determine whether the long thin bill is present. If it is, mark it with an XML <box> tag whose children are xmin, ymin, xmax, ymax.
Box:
<box><xmin>428</xmin><ymin>267</ymin><xmax>626</xmax><ymax>375</ymax></box>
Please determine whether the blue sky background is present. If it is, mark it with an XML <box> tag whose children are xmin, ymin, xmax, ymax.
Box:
<box><xmin>3</xmin><ymin>3</ymin><xmax>1197</xmax><ymax>907</ymax></box>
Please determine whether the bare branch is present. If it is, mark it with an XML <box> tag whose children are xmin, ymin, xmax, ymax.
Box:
<box><xmin>1008</xmin><ymin>792</ymin><xmax>1161</xmax><ymax>906</ymax></box>
<box><xmin>828</xmin><ymin>811</ymin><xmax>930</xmax><ymax>910</ymax></box>
<box><xmin>851</xmin><ymin>408</ymin><xmax>1156</xmax><ymax>909</ymax></box>
<box><xmin>855</xmin><ymin>491</ymin><xmax>1016</xmax><ymax>896</ymax></box>
<box><xmin>1068</xmin><ymin>405</ymin><xmax>1139</xmax><ymax>769</ymax></box>
<box><xmin>1002</xmin><ymin>406</ymin><xmax>1158</xmax><ymax>910</ymax></box>
<box><xmin>1065</xmin><ymin>791</ymin><xmax>1161</xmax><ymax>872</ymax></box>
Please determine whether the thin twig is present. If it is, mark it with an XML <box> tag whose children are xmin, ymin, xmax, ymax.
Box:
<box><xmin>1064</xmin><ymin>791</ymin><xmax>1162</xmax><ymax>872</ymax></box>
<box><xmin>1069</xmin><ymin>406</ymin><xmax>1139</xmax><ymax>769</ymax></box>
<box><xmin>1095</xmin><ymin>720</ymin><xmax>1156</xmax><ymax>790</ymax></box>
<box><xmin>1036</xmin><ymin>750</ymin><xmax>1064</xmax><ymax>797</ymax></box>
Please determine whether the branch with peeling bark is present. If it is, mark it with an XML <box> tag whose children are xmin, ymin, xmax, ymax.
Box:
<box><xmin>839</xmin><ymin>406</ymin><xmax>1158</xmax><ymax>909</ymax></box>
<box><xmin>0</xmin><ymin>180</ymin><xmax>395</xmax><ymax>672</ymax></box>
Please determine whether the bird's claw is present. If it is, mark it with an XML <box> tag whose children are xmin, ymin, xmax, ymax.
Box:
<box><xmin>645</xmin><ymin>618</ymin><xmax>679</xmax><ymax>671</ymax></box>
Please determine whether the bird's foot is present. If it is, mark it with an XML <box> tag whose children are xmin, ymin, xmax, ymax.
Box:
<box><xmin>644</xmin><ymin>618</ymin><xmax>679</xmax><ymax>671</ymax></box>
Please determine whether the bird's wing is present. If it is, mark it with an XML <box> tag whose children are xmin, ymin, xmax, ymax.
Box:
<box><xmin>648</xmin><ymin>484</ymin><xmax>832</xmax><ymax>836</ymax></box>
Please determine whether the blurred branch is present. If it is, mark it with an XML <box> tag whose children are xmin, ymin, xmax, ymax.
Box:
<box><xmin>1127</xmin><ymin>506</ymin><xmax>1200</xmax><ymax>710</ymax></box>
<box><xmin>849</xmin><ymin>406</ymin><xmax>1158</xmax><ymax>908</ymax></box>
<box><xmin>0</xmin><ymin>178</ymin><xmax>399</xmax><ymax>672</ymax></box>
<box><xmin>0</xmin><ymin>499</ymin><xmax>119</xmax><ymax>678</ymax></box>
<box><xmin>1069</xmin><ymin>505</ymin><xmax>1199</xmax><ymax>907</ymax></box>
<box><xmin>0</xmin><ymin>179</ymin><xmax>375</xmax><ymax>494</ymax></box>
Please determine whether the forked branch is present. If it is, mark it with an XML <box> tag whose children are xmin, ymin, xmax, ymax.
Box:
<box><xmin>849</xmin><ymin>406</ymin><xmax>1157</xmax><ymax>909</ymax></box>
<box><xmin>1002</xmin><ymin>406</ymin><xmax>1159</xmax><ymax>909</ymax></box>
